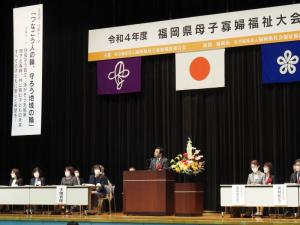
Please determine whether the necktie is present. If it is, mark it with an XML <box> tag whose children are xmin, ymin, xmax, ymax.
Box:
<box><xmin>156</xmin><ymin>159</ymin><xmax>162</xmax><ymax>170</ymax></box>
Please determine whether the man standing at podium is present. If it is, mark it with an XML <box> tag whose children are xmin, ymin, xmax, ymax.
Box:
<box><xmin>149</xmin><ymin>147</ymin><xmax>169</xmax><ymax>171</ymax></box>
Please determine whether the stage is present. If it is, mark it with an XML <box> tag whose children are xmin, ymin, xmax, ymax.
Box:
<box><xmin>0</xmin><ymin>212</ymin><xmax>300</xmax><ymax>225</ymax></box>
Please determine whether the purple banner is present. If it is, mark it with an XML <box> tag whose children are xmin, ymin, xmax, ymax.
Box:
<box><xmin>97</xmin><ymin>57</ymin><xmax>141</xmax><ymax>95</ymax></box>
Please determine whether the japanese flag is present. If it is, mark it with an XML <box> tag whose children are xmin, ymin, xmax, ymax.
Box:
<box><xmin>176</xmin><ymin>49</ymin><xmax>225</xmax><ymax>91</ymax></box>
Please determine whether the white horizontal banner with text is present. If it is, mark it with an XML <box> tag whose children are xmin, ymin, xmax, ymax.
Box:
<box><xmin>89</xmin><ymin>4</ymin><xmax>300</xmax><ymax>61</ymax></box>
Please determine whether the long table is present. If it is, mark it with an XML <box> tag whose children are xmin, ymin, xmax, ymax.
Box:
<box><xmin>220</xmin><ymin>184</ymin><xmax>299</xmax><ymax>207</ymax></box>
<box><xmin>0</xmin><ymin>186</ymin><xmax>92</xmax><ymax>207</ymax></box>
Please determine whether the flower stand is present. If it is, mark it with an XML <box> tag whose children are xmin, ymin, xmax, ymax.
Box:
<box><xmin>174</xmin><ymin>182</ymin><xmax>204</xmax><ymax>216</ymax></box>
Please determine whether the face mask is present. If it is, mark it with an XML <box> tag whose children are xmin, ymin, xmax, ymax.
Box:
<box><xmin>252</xmin><ymin>167</ymin><xmax>258</xmax><ymax>173</ymax></box>
<box><xmin>11</xmin><ymin>173</ymin><xmax>16</xmax><ymax>179</ymax></box>
<box><xmin>65</xmin><ymin>171</ymin><xmax>71</xmax><ymax>177</ymax></box>
<box><xmin>263</xmin><ymin>167</ymin><xmax>269</xmax><ymax>173</ymax></box>
<box><xmin>75</xmin><ymin>172</ymin><xmax>79</xmax><ymax>177</ymax></box>
<box><xmin>34</xmin><ymin>172</ymin><xmax>40</xmax><ymax>178</ymax></box>
<box><xmin>94</xmin><ymin>169</ymin><xmax>101</xmax><ymax>175</ymax></box>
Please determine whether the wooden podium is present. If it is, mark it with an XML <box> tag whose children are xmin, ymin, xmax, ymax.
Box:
<box><xmin>123</xmin><ymin>170</ymin><xmax>174</xmax><ymax>215</ymax></box>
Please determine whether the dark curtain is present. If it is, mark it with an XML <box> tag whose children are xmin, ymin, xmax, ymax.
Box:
<box><xmin>0</xmin><ymin>0</ymin><xmax>300</xmax><ymax>211</ymax></box>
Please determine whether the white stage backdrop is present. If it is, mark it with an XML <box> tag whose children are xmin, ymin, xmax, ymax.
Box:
<box><xmin>12</xmin><ymin>4</ymin><xmax>43</xmax><ymax>136</ymax></box>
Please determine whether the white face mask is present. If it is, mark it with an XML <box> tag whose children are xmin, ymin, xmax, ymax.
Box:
<box><xmin>34</xmin><ymin>172</ymin><xmax>40</xmax><ymax>178</ymax></box>
<box><xmin>75</xmin><ymin>172</ymin><xmax>79</xmax><ymax>177</ymax></box>
<box><xmin>263</xmin><ymin>167</ymin><xmax>269</xmax><ymax>173</ymax></box>
<box><xmin>252</xmin><ymin>167</ymin><xmax>258</xmax><ymax>173</ymax></box>
<box><xmin>94</xmin><ymin>169</ymin><xmax>101</xmax><ymax>175</ymax></box>
<box><xmin>65</xmin><ymin>171</ymin><xmax>71</xmax><ymax>177</ymax></box>
<box><xmin>11</xmin><ymin>173</ymin><xmax>16</xmax><ymax>179</ymax></box>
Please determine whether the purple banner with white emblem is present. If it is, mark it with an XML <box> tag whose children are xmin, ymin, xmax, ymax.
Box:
<box><xmin>97</xmin><ymin>57</ymin><xmax>141</xmax><ymax>95</ymax></box>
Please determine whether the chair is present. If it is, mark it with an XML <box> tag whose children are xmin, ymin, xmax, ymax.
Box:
<box><xmin>97</xmin><ymin>184</ymin><xmax>116</xmax><ymax>214</ymax></box>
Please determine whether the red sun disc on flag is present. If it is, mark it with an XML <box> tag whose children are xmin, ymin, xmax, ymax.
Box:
<box><xmin>189</xmin><ymin>57</ymin><xmax>210</xmax><ymax>81</ymax></box>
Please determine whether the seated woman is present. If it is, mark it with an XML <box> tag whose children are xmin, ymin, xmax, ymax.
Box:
<box><xmin>9</xmin><ymin>168</ymin><xmax>23</xmax><ymax>186</ymax></box>
<box><xmin>263</xmin><ymin>162</ymin><xmax>275</xmax><ymax>185</ymax></box>
<box><xmin>247</xmin><ymin>160</ymin><xmax>265</xmax><ymax>185</ymax></box>
<box><xmin>30</xmin><ymin>167</ymin><xmax>46</xmax><ymax>186</ymax></box>
<box><xmin>247</xmin><ymin>160</ymin><xmax>265</xmax><ymax>217</ymax></box>
<box><xmin>74</xmin><ymin>169</ymin><xmax>84</xmax><ymax>185</ymax></box>
<box><xmin>27</xmin><ymin>167</ymin><xmax>46</xmax><ymax>214</ymax></box>
<box><xmin>2</xmin><ymin>168</ymin><xmax>23</xmax><ymax>212</ymax></box>
<box><xmin>59</xmin><ymin>166</ymin><xmax>78</xmax><ymax>214</ymax></box>
<box><xmin>261</xmin><ymin>162</ymin><xmax>275</xmax><ymax>217</ymax></box>
<box><xmin>61</xmin><ymin>166</ymin><xmax>78</xmax><ymax>186</ymax></box>
<box><xmin>89</xmin><ymin>164</ymin><xmax>109</xmax><ymax>210</ymax></box>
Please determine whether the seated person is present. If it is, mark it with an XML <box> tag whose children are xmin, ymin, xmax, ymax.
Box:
<box><xmin>3</xmin><ymin>168</ymin><xmax>23</xmax><ymax>212</ymax></box>
<box><xmin>61</xmin><ymin>166</ymin><xmax>78</xmax><ymax>186</ymax></box>
<box><xmin>262</xmin><ymin>162</ymin><xmax>275</xmax><ymax>216</ymax></box>
<box><xmin>89</xmin><ymin>164</ymin><xmax>109</xmax><ymax>195</ymax></box>
<box><xmin>27</xmin><ymin>167</ymin><xmax>46</xmax><ymax>214</ymax></box>
<box><xmin>89</xmin><ymin>164</ymin><xmax>110</xmax><ymax>210</ymax></box>
<box><xmin>247</xmin><ymin>160</ymin><xmax>265</xmax><ymax>185</ymax></box>
<box><xmin>246</xmin><ymin>160</ymin><xmax>265</xmax><ymax>217</ymax></box>
<box><xmin>9</xmin><ymin>168</ymin><xmax>23</xmax><ymax>186</ymax></box>
<box><xmin>58</xmin><ymin>166</ymin><xmax>78</xmax><ymax>214</ymax></box>
<box><xmin>30</xmin><ymin>167</ymin><xmax>46</xmax><ymax>186</ymax></box>
<box><xmin>74</xmin><ymin>169</ymin><xmax>84</xmax><ymax>185</ymax></box>
<box><xmin>290</xmin><ymin>159</ymin><xmax>300</xmax><ymax>183</ymax></box>
<box><xmin>149</xmin><ymin>147</ymin><xmax>169</xmax><ymax>171</ymax></box>
<box><xmin>263</xmin><ymin>162</ymin><xmax>275</xmax><ymax>185</ymax></box>
<box><xmin>284</xmin><ymin>159</ymin><xmax>300</xmax><ymax>217</ymax></box>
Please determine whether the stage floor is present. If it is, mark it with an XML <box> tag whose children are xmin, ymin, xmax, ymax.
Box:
<box><xmin>0</xmin><ymin>213</ymin><xmax>300</xmax><ymax>224</ymax></box>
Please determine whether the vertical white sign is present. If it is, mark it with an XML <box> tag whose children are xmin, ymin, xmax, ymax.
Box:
<box><xmin>56</xmin><ymin>185</ymin><xmax>67</xmax><ymax>204</ymax></box>
<box><xmin>12</xmin><ymin>4</ymin><xmax>43</xmax><ymax>136</ymax></box>
<box><xmin>273</xmin><ymin>184</ymin><xmax>287</xmax><ymax>206</ymax></box>
<box><xmin>231</xmin><ymin>185</ymin><xmax>245</xmax><ymax>206</ymax></box>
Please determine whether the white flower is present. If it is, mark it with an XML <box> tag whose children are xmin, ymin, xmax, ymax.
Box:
<box><xmin>277</xmin><ymin>50</ymin><xmax>299</xmax><ymax>75</ymax></box>
<box><xmin>195</xmin><ymin>155</ymin><xmax>203</xmax><ymax>160</ymax></box>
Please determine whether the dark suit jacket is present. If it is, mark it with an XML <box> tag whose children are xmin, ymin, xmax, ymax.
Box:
<box><xmin>30</xmin><ymin>177</ymin><xmax>46</xmax><ymax>186</ymax></box>
<box><xmin>149</xmin><ymin>157</ymin><xmax>169</xmax><ymax>171</ymax></box>
<box><xmin>88</xmin><ymin>174</ymin><xmax>109</xmax><ymax>194</ymax></box>
<box><xmin>9</xmin><ymin>178</ymin><xmax>23</xmax><ymax>186</ymax></box>
<box><xmin>290</xmin><ymin>172</ymin><xmax>299</xmax><ymax>183</ymax></box>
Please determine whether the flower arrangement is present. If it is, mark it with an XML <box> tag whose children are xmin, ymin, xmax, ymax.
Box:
<box><xmin>170</xmin><ymin>138</ymin><xmax>205</xmax><ymax>175</ymax></box>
